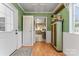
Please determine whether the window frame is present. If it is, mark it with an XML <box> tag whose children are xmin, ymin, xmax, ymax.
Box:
<box><xmin>0</xmin><ymin>3</ymin><xmax>18</xmax><ymax>32</ymax></box>
<box><xmin>69</xmin><ymin>3</ymin><xmax>79</xmax><ymax>34</ymax></box>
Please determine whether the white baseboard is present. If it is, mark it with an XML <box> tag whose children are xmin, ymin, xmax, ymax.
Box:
<box><xmin>22</xmin><ymin>45</ymin><xmax>33</xmax><ymax>47</ymax></box>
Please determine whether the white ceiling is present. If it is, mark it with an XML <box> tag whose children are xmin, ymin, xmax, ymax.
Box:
<box><xmin>19</xmin><ymin>3</ymin><xmax>59</xmax><ymax>13</ymax></box>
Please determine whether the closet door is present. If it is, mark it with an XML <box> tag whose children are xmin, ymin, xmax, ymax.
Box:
<box><xmin>23</xmin><ymin>16</ymin><xmax>33</xmax><ymax>46</ymax></box>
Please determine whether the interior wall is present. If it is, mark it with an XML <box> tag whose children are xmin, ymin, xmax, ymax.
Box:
<box><xmin>13</xmin><ymin>3</ymin><xmax>53</xmax><ymax>44</ymax></box>
<box><xmin>12</xmin><ymin>4</ymin><xmax>24</xmax><ymax>48</ymax></box>
<box><xmin>23</xmin><ymin>13</ymin><xmax>52</xmax><ymax>43</ymax></box>
<box><xmin>62</xmin><ymin>4</ymin><xmax>79</xmax><ymax>56</ymax></box>
<box><xmin>57</xmin><ymin>5</ymin><xmax>79</xmax><ymax>56</ymax></box>
<box><xmin>24</xmin><ymin>13</ymin><xmax>52</xmax><ymax>31</ymax></box>
<box><xmin>12</xmin><ymin>3</ymin><xmax>24</xmax><ymax>31</ymax></box>
<box><xmin>13</xmin><ymin>4</ymin><xmax>69</xmax><ymax>32</ymax></box>
<box><xmin>57</xmin><ymin>7</ymin><xmax>69</xmax><ymax>32</ymax></box>
<box><xmin>54</xmin><ymin>6</ymin><xmax>70</xmax><ymax>55</ymax></box>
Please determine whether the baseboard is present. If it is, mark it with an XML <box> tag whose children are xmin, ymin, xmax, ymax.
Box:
<box><xmin>22</xmin><ymin>45</ymin><xmax>33</xmax><ymax>47</ymax></box>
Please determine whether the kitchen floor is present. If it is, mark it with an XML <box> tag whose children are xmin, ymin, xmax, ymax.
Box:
<box><xmin>32</xmin><ymin>41</ymin><xmax>64</xmax><ymax>56</ymax></box>
<box><xmin>36</xmin><ymin>34</ymin><xmax>46</xmax><ymax>42</ymax></box>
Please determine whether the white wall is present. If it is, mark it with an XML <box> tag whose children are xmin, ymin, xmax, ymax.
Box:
<box><xmin>0</xmin><ymin>31</ymin><xmax>22</xmax><ymax>56</ymax></box>
<box><xmin>63</xmin><ymin>32</ymin><xmax>79</xmax><ymax>56</ymax></box>
<box><xmin>17</xmin><ymin>31</ymin><xmax>22</xmax><ymax>49</ymax></box>
<box><xmin>33</xmin><ymin>31</ymin><xmax>51</xmax><ymax>43</ymax></box>
<box><xmin>46</xmin><ymin>31</ymin><xmax>51</xmax><ymax>43</ymax></box>
<box><xmin>0</xmin><ymin>32</ymin><xmax>17</xmax><ymax>56</ymax></box>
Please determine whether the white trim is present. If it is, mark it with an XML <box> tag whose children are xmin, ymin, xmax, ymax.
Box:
<box><xmin>45</xmin><ymin>16</ymin><xmax>47</xmax><ymax>41</ymax></box>
<box><xmin>17</xmin><ymin>3</ymin><xmax>25</xmax><ymax>12</ymax></box>
<box><xmin>31</xmin><ymin>16</ymin><xmax>34</xmax><ymax>46</ymax></box>
<box><xmin>33</xmin><ymin>16</ymin><xmax>47</xmax><ymax>43</ymax></box>
<box><xmin>73</xmin><ymin>4</ymin><xmax>79</xmax><ymax>34</ymax></box>
<box><xmin>24</xmin><ymin>12</ymin><xmax>53</xmax><ymax>13</ymax></box>
<box><xmin>69</xmin><ymin>3</ymin><xmax>73</xmax><ymax>33</ymax></box>
<box><xmin>69</xmin><ymin>3</ymin><xmax>79</xmax><ymax>34</ymax></box>
<box><xmin>46</xmin><ymin>17</ymin><xmax>47</xmax><ymax>32</ymax></box>
<box><xmin>22</xmin><ymin>45</ymin><xmax>33</xmax><ymax>47</ymax></box>
<box><xmin>3</xmin><ymin>3</ymin><xmax>18</xmax><ymax>12</ymax></box>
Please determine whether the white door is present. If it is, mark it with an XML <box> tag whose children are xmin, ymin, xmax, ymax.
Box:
<box><xmin>23</xmin><ymin>16</ymin><xmax>33</xmax><ymax>46</ymax></box>
<box><xmin>0</xmin><ymin>4</ymin><xmax>18</xmax><ymax>56</ymax></box>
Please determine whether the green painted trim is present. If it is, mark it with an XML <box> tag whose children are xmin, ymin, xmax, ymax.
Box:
<box><xmin>12</xmin><ymin>3</ymin><xmax>24</xmax><ymax>31</ymax></box>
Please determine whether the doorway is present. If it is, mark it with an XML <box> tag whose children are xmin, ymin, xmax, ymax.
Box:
<box><xmin>23</xmin><ymin>16</ymin><xmax>33</xmax><ymax>46</ymax></box>
<box><xmin>34</xmin><ymin>16</ymin><xmax>47</xmax><ymax>42</ymax></box>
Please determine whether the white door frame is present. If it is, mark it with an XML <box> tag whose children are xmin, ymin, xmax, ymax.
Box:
<box><xmin>23</xmin><ymin>15</ymin><xmax>34</xmax><ymax>46</ymax></box>
<box><xmin>32</xmin><ymin>16</ymin><xmax>34</xmax><ymax>46</ymax></box>
<box><xmin>45</xmin><ymin>16</ymin><xmax>47</xmax><ymax>40</ymax></box>
<box><xmin>33</xmin><ymin>16</ymin><xmax>47</xmax><ymax>43</ymax></box>
<box><xmin>23</xmin><ymin>16</ymin><xmax>47</xmax><ymax>45</ymax></box>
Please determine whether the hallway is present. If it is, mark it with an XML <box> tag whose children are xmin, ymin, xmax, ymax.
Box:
<box><xmin>0</xmin><ymin>3</ymin><xmax>79</xmax><ymax>56</ymax></box>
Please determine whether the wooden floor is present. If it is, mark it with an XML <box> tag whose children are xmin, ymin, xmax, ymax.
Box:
<box><xmin>32</xmin><ymin>41</ymin><xmax>64</xmax><ymax>56</ymax></box>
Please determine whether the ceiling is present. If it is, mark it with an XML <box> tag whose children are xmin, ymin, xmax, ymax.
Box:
<box><xmin>19</xmin><ymin>3</ymin><xmax>59</xmax><ymax>13</ymax></box>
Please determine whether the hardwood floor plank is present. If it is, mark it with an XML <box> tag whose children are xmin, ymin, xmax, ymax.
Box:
<box><xmin>32</xmin><ymin>41</ymin><xmax>64</xmax><ymax>56</ymax></box>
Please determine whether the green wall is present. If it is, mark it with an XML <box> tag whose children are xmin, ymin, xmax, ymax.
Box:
<box><xmin>24</xmin><ymin>13</ymin><xmax>52</xmax><ymax>31</ymax></box>
<box><xmin>57</xmin><ymin>8</ymin><xmax>69</xmax><ymax>32</ymax></box>
<box><xmin>23</xmin><ymin>8</ymin><xmax>69</xmax><ymax>32</ymax></box>
<box><xmin>12</xmin><ymin>3</ymin><xmax>24</xmax><ymax>31</ymax></box>
<box><xmin>12</xmin><ymin>4</ymin><xmax>69</xmax><ymax>32</ymax></box>
<box><xmin>12</xmin><ymin>3</ymin><xmax>53</xmax><ymax>31</ymax></box>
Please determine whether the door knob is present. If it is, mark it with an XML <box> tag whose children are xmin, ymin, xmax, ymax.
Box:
<box><xmin>15</xmin><ymin>30</ymin><xmax>18</xmax><ymax>34</ymax></box>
